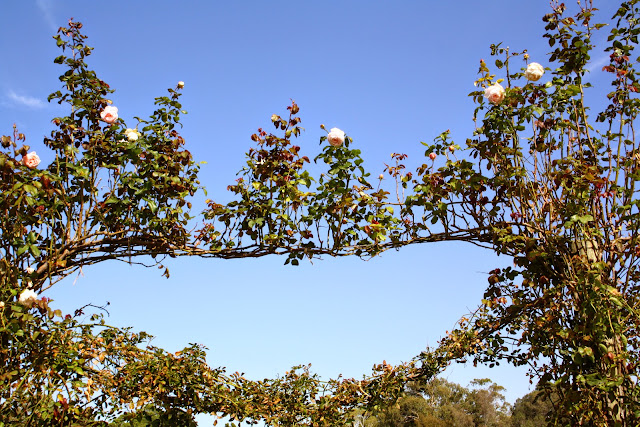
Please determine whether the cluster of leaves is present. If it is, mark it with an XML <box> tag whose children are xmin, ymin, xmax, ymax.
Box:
<box><xmin>1</xmin><ymin>21</ymin><xmax>201</xmax><ymax>292</ymax></box>
<box><xmin>114</xmin><ymin>377</ymin><xmax>550</xmax><ymax>427</ymax></box>
<box><xmin>199</xmin><ymin>105</ymin><xmax>413</xmax><ymax>264</ymax></box>
<box><xmin>4</xmin><ymin>0</ymin><xmax>640</xmax><ymax>424</ymax></box>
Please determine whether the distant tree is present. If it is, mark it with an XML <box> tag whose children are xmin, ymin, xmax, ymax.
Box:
<box><xmin>509</xmin><ymin>388</ymin><xmax>555</xmax><ymax>427</ymax></box>
<box><xmin>366</xmin><ymin>378</ymin><xmax>509</xmax><ymax>427</ymax></box>
<box><xmin>418</xmin><ymin>379</ymin><xmax>474</xmax><ymax>427</ymax></box>
<box><xmin>467</xmin><ymin>379</ymin><xmax>511</xmax><ymax>427</ymax></box>
<box><xmin>109</xmin><ymin>406</ymin><xmax>198</xmax><ymax>427</ymax></box>
<box><xmin>373</xmin><ymin>395</ymin><xmax>439</xmax><ymax>427</ymax></box>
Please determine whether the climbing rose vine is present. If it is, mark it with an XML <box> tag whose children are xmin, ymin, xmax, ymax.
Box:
<box><xmin>2</xmin><ymin>1</ymin><xmax>640</xmax><ymax>425</ymax></box>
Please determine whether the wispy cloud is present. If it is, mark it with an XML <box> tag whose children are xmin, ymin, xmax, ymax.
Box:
<box><xmin>7</xmin><ymin>90</ymin><xmax>45</xmax><ymax>109</ymax></box>
<box><xmin>36</xmin><ymin>0</ymin><xmax>58</xmax><ymax>33</ymax></box>
<box><xmin>588</xmin><ymin>53</ymin><xmax>611</xmax><ymax>72</ymax></box>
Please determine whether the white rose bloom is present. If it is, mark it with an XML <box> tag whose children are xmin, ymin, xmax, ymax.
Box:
<box><xmin>525</xmin><ymin>62</ymin><xmax>545</xmax><ymax>81</ymax></box>
<box><xmin>18</xmin><ymin>289</ymin><xmax>38</xmax><ymax>306</ymax></box>
<box><xmin>0</xmin><ymin>301</ymin><xmax>5</xmax><ymax>309</ymax></box>
<box><xmin>125</xmin><ymin>128</ymin><xmax>140</xmax><ymax>142</ymax></box>
<box><xmin>177</xmin><ymin>81</ymin><xmax>185</xmax><ymax>89</ymax></box>
<box><xmin>26</xmin><ymin>267</ymin><xmax>35</xmax><ymax>274</ymax></box>
<box><xmin>327</xmin><ymin>127</ymin><xmax>346</xmax><ymax>147</ymax></box>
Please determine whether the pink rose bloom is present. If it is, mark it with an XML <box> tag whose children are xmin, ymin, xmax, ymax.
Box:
<box><xmin>484</xmin><ymin>83</ymin><xmax>505</xmax><ymax>105</ymax></box>
<box><xmin>22</xmin><ymin>151</ymin><xmax>41</xmax><ymax>169</ymax></box>
<box><xmin>18</xmin><ymin>289</ymin><xmax>38</xmax><ymax>307</ymax></box>
<box><xmin>525</xmin><ymin>62</ymin><xmax>544</xmax><ymax>81</ymax></box>
<box><xmin>327</xmin><ymin>127</ymin><xmax>345</xmax><ymax>147</ymax></box>
<box><xmin>100</xmin><ymin>105</ymin><xmax>119</xmax><ymax>124</ymax></box>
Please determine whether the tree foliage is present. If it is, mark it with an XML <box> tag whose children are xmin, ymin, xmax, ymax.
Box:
<box><xmin>510</xmin><ymin>387</ymin><xmax>556</xmax><ymax>427</ymax></box>
<box><xmin>2</xmin><ymin>1</ymin><xmax>640</xmax><ymax>425</ymax></box>
<box><xmin>361</xmin><ymin>378</ymin><xmax>510</xmax><ymax>427</ymax></box>
<box><xmin>359</xmin><ymin>379</ymin><xmax>554</xmax><ymax>427</ymax></box>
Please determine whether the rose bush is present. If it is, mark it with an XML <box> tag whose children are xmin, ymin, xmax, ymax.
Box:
<box><xmin>3</xmin><ymin>2</ymin><xmax>640</xmax><ymax>425</ymax></box>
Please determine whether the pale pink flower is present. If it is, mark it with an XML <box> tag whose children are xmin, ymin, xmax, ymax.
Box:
<box><xmin>327</xmin><ymin>128</ymin><xmax>345</xmax><ymax>147</ymax></box>
<box><xmin>484</xmin><ymin>83</ymin><xmax>505</xmax><ymax>105</ymax></box>
<box><xmin>18</xmin><ymin>289</ymin><xmax>38</xmax><ymax>307</ymax></box>
<box><xmin>525</xmin><ymin>62</ymin><xmax>544</xmax><ymax>81</ymax></box>
<box><xmin>22</xmin><ymin>151</ymin><xmax>41</xmax><ymax>169</ymax></box>
<box><xmin>100</xmin><ymin>105</ymin><xmax>119</xmax><ymax>124</ymax></box>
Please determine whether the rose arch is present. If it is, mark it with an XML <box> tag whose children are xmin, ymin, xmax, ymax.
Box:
<box><xmin>2</xmin><ymin>2</ymin><xmax>640</xmax><ymax>425</ymax></box>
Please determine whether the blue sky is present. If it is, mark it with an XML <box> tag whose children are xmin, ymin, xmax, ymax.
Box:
<box><xmin>1</xmin><ymin>0</ymin><xmax>623</xmax><ymax>422</ymax></box>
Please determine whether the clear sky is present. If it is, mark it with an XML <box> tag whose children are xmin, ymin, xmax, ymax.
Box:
<box><xmin>1</xmin><ymin>1</ymin><xmax>622</xmax><ymax>424</ymax></box>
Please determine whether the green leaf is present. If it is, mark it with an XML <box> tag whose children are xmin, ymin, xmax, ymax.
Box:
<box><xmin>570</xmin><ymin>214</ymin><xmax>593</xmax><ymax>224</ymax></box>
<box><xmin>30</xmin><ymin>245</ymin><xmax>41</xmax><ymax>257</ymax></box>
<box><xmin>23</xmin><ymin>184</ymin><xmax>37</xmax><ymax>195</ymax></box>
<box><xmin>566</xmin><ymin>85</ymin><xmax>581</xmax><ymax>96</ymax></box>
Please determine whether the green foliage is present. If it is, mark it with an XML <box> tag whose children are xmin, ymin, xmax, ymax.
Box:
<box><xmin>110</xmin><ymin>405</ymin><xmax>198</xmax><ymax>427</ymax></box>
<box><xmin>510</xmin><ymin>388</ymin><xmax>556</xmax><ymax>427</ymax></box>
<box><xmin>362</xmin><ymin>378</ymin><xmax>510</xmax><ymax>427</ymax></box>
<box><xmin>4</xmin><ymin>1</ymin><xmax>640</xmax><ymax>424</ymax></box>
